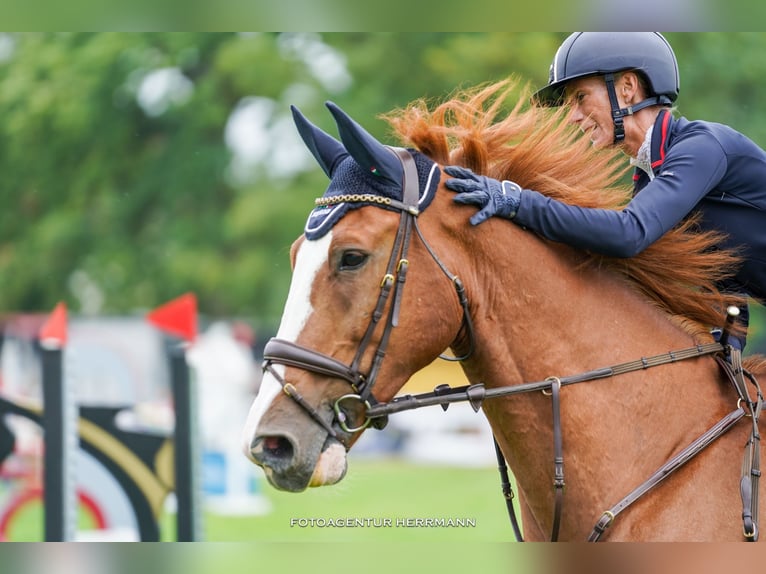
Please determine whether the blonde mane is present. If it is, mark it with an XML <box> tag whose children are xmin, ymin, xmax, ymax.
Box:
<box><xmin>383</xmin><ymin>79</ymin><xmax>745</xmax><ymax>337</ymax></box>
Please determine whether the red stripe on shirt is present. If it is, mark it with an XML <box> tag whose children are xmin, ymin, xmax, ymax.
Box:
<box><xmin>651</xmin><ymin>111</ymin><xmax>671</xmax><ymax>168</ymax></box>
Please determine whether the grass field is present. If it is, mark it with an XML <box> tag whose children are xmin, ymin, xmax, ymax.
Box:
<box><xmin>3</xmin><ymin>458</ymin><xmax>519</xmax><ymax>543</ymax></box>
<box><xmin>0</xmin><ymin>457</ymin><xmax>539</xmax><ymax>573</ymax></box>
<box><xmin>164</xmin><ymin>458</ymin><xmax>519</xmax><ymax>542</ymax></box>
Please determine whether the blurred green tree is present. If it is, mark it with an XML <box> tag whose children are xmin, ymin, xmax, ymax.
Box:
<box><xmin>0</xmin><ymin>33</ymin><xmax>764</xmax><ymax>347</ymax></box>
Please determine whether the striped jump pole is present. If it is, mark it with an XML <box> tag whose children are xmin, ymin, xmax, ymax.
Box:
<box><xmin>38</xmin><ymin>302</ymin><xmax>77</xmax><ymax>542</ymax></box>
<box><xmin>147</xmin><ymin>293</ymin><xmax>202</xmax><ymax>541</ymax></box>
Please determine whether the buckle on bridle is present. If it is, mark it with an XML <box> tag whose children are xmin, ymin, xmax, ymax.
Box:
<box><xmin>333</xmin><ymin>394</ymin><xmax>372</xmax><ymax>433</ymax></box>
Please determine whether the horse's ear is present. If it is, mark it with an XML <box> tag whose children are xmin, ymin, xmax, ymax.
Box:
<box><xmin>326</xmin><ymin>101</ymin><xmax>403</xmax><ymax>188</ymax></box>
<box><xmin>291</xmin><ymin>105</ymin><xmax>348</xmax><ymax>178</ymax></box>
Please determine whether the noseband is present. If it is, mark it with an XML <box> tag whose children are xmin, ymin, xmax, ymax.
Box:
<box><xmin>262</xmin><ymin>147</ymin><xmax>475</xmax><ymax>443</ymax></box>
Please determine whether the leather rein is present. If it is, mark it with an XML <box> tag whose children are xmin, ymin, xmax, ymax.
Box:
<box><xmin>366</xmin><ymin>339</ymin><xmax>762</xmax><ymax>542</ymax></box>
<box><xmin>261</xmin><ymin>148</ymin><xmax>763</xmax><ymax>542</ymax></box>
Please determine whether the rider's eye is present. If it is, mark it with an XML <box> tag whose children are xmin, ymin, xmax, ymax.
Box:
<box><xmin>339</xmin><ymin>251</ymin><xmax>368</xmax><ymax>271</ymax></box>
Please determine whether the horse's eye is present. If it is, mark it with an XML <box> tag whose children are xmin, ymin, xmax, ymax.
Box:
<box><xmin>339</xmin><ymin>251</ymin><xmax>368</xmax><ymax>271</ymax></box>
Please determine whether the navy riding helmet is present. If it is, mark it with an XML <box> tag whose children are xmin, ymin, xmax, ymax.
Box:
<box><xmin>533</xmin><ymin>32</ymin><xmax>680</xmax><ymax>143</ymax></box>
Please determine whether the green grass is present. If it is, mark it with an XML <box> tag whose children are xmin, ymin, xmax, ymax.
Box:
<box><xmin>165</xmin><ymin>458</ymin><xmax>519</xmax><ymax>542</ymax></box>
<box><xmin>2</xmin><ymin>458</ymin><xmax>521</xmax><ymax>543</ymax></box>
<box><xmin>1</xmin><ymin>462</ymin><xmax>533</xmax><ymax>573</ymax></box>
<box><xmin>0</xmin><ymin>486</ymin><xmax>108</xmax><ymax>542</ymax></box>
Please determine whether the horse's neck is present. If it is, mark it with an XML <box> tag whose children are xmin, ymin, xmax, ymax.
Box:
<box><xmin>465</xmin><ymin>226</ymin><xmax>698</xmax><ymax>380</ymax></box>
<box><xmin>461</xmin><ymin>224</ymin><xmax>725</xmax><ymax>537</ymax></box>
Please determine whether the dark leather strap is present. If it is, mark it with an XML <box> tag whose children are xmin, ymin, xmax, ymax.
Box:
<box><xmin>367</xmin><ymin>343</ymin><xmax>725</xmax><ymax>419</ymax></box>
<box><xmin>718</xmin><ymin>349</ymin><xmax>764</xmax><ymax>541</ymax></box>
<box><xmin>263</xmin><ymin>361</ymin><xmax>340</xmax><ymax>441</ymax></box>
<box><xmin>589</xmin><ymin>352</ymin><xmax>762</xmax><ymax>541</ymax></box>
<box><xmin>364</xmin><ymin>341</ymin><xmax>763</xmax><ymax>541</ymax></box>
<box><xmin>391</xmin><ymin>147</ymin><xmax>420</xmax><ymax>209</ymax></box>
<box><xmin>587</xmin><ymin>406</ymin><xmax>746</xmax><ymax>541</ymax></box>
<box><xmin>347</xmin><ymin>147</ymin><xmax>420</xmax><ymax>397</ymax></box>
<box><xmin>549</xmin><ymin>377</ymin><xmax>565</xmax><ymax>541</ymax></box>
<box><xmin>494</xmin><ymin>438</ymin><xmax>524</xmax><ymax>542</ymax></box>
<box><xmin>492</xmin><ymin>376</ymin><xmax>563</xmax><ymax>542</ymax></box>
<box><xmin>264</xmin><ymin>338</ymin><xmax>364</xmax><ymax>388</ymax></box>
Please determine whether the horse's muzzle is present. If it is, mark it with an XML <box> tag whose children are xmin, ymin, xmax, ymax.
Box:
<box><xmin>249</xmin><ymin>432</ymin><xmax>347</xmax><ymax>492</ymax></box>
<box><xmin>250</xmin><ymin>435</ymin><xmax>295</xmax><ymax>473</ymax></box>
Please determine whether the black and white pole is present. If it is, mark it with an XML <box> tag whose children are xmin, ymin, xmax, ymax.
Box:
<box><xmin>147</xmin><ymin>293</ymin><xmax>203</xmax><ymax>541</ymax></box>
<box><xmin>168</xmin><ymin>341</ymin><xmax>202</xmax><ymax>541</ymax></box>
<box><xmin>39</xmin><ymin>302</ymin><xmax>77</xmax><ymax>542</ymax></box>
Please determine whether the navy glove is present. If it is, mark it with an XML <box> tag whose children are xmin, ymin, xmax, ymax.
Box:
<box><xmin>443</xmin><ymin>166</ymin><xmax>522</xmax><ymax>226</ymax></box>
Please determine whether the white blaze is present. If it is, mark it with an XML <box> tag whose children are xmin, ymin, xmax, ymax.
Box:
<box><xmin>242</xmin><ymin>232</ymin><xmax>332</xmax><ymax>460</ymax></box>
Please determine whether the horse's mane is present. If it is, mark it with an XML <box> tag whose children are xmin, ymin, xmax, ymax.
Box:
<box><xmin>383</xmin><ymin>79</ymin><xmax>745</xmax><ymax>338</ymax></box>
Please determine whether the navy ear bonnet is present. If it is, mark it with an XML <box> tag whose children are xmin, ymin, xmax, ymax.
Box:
<box><xmin>291</xmin><ymin>102</ymin><xmax>440</xmax><ymax>240</ymax></box>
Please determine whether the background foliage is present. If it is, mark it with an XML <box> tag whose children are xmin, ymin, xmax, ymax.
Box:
<box><xmin>1</xmin><ymin>32</ymin><xmax>765</xmax><ymax>346</ymax></box>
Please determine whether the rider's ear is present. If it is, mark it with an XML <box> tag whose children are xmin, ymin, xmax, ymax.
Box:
<box><xmin>618</xmin><ymin>71</ymin><xmax>644</xmax><ymax>104</ymax></box>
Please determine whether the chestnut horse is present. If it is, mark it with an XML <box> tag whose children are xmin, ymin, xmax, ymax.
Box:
<box><xmin>242</xmin><ymin>81</ymin><xmax>766</xmax><ymax>541</ymax></box>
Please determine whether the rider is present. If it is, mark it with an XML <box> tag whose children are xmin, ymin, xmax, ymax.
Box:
<box><xmin>444</xmin><ymin>32</ymin><xmax>766</xmax><ymax>352</ymax></box>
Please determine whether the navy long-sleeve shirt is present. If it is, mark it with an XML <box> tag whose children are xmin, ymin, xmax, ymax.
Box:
<box><xmin>515</xmin><ymin>109</ymin><xmax>766</xmax><ymax>302</ymax></box>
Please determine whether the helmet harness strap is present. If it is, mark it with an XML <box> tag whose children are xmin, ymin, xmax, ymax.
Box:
<box><xmin>604</xmin><ymin>73</ymin><xmax>626</xmax><ymax>143</ymax></box>
<box><xmin>603</xmin><ymin>72</ymin><xmax>674</xmax><ymax>145</ymax></box>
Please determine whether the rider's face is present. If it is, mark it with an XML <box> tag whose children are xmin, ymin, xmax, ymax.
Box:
<box><xmin>564</xmin><ymin>76</ymin><xmax>617</xmax><ymax>149</ymax></box>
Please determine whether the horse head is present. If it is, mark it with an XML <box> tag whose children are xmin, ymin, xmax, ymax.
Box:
<box><xmin>241</xmin><ymin>101</ymin><xmax>468</xmax><ymax>492</ymax></box>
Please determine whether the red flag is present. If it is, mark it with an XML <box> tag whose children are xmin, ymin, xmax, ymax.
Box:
<box><xmin>39</xmin><ymin>302</ymin><xmax>68</xmax><ymax>348</ymax></box>
<box><xmin>147</xmin><ymin>293</ymin><xmax>198</xmax><ymax>342</ymax></box>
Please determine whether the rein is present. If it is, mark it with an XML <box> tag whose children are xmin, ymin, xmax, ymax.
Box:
<box><xmin>365</xmin><ymin>339</ymin><xmax>763</xmax><ymax>542</ymax></box>
<box><xmin>365</xmin><ymin>342</ymin><xmax>725</xmax><ymax>418</ymax></box>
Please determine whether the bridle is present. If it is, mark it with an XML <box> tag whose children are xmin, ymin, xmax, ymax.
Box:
<box><xmin>262</xmin><ymin>147</ymin><xmax>475</xmax><ymax>442</ymax></box>
<box><xmin>261</xmin><ymin>147</ymin><xmax>763</xmax><ymax>542</ymax></box>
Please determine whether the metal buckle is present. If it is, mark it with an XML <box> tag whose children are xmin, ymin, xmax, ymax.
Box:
<box><xmin>333</xmin><ymin>394</ymin><xmax>372</xmax><ymax>433</ymax></box>
<box><xmin>542</xmin><ymin>376</ymin><xmax>561</xmax><ymax>397</ymax></box>
<box><xmin>599</xmin><ymin>510</ymin><xmax>615</xmax><ymax>529</ymax></box>
<box><xmin>737</xmin><ymin>398</ymin><xmax>754</xmax><ymax>418</ymax></box>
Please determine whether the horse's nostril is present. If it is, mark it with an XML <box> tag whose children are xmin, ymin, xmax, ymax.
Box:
<box><xmin>260</xmin><ymin>435</ymin><xmax>294</xmax><ymax>463</ymax></box>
